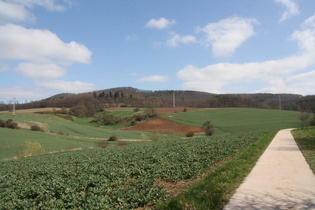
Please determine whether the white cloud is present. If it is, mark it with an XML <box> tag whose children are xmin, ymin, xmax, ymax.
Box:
<box><xmin>15</xmin><ymin>63</ymin><xmax>67</xmax><ymax>79</ymax></box>
<box><xmin>177</xmin><ymin>15</ymin><xmax>315</xmax><ymax>95</ymax></box>
<box><xmin>0</xmin><ymin>86</ymin><xmax>47</xmax><ymax>101</ymax></box>
<box><xmin>0</xmin><ymin>1</ymin><xmax>35</xmax><ymax>24</ymax></box>
<box><xmin>275</xmin><ymin>0</ymin><xmax>300</xmax><ymax>22</ymax></box>
<box><xmin>167</xmin><ymin>32</ymin><xmax>196</xmax><ymax>47</ymax></box>
<box><xmin>0</xmin><ymin>0</ymin><xmax>69</xmax><ymax>24</ymax></box>
<box><xmin>9</xmin><ymin>0</ymin><xmax>66</xmax><ymax>11</ymax></box>
<box><xmin>136</xmin><ymin>75</ymin><xmax>169</xmax><ymax>83</ymax></box>
<box><xmin>0</xmin><ymin>24</ymin><xmax>92</xmax><ymax>65</ymax></box>
<box><xmin>145</xmin><ymin>17</ymin><xmax>176</xmax><ymax>29</ymax></box>
<box><xmin>199</xmin><ymin>16</ymin><xmax>258</xmax><ymax>57</ymax></box>
<box><xmin>34</xmin><ymin>80</ymin><xmax>98</xmax><ymax>93</ymax></box>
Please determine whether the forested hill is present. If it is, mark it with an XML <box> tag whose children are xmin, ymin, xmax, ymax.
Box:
<box><xmin>2</xmin><ymin>87</ymin><xmax>315</xmax><ymax>112</ymax></box>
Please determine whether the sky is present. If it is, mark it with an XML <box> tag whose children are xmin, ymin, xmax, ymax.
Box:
<box><xmin>0</xmin><ymin>0</ymin><xmax>315</xmax><ymax>103</ymax></box>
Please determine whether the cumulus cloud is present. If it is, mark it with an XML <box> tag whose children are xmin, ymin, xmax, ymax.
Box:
<box><xmin>11</xmin><ymin>0</ymin><xmax>67</xmax><ymax>11</ymax></box>
<box><xmin>15</xmin><ymin>63</ymin><xmax>67</xmax><ymax>79</ymax></box>
<box><xmin>177</xmin><ymin>15</ymin><xmax>315</xmax><ymax>95</ymax></box>
<box><xmin>0</xmin><ymin>24</ymin><xmax>91</xmax><ymax>64</ymax></box>
<box><xmin>0</xmin><ymin>1</ymin><xmax>35</xmax><ymax>24</ymax></box>
<box><xmin>167</xmin><ymin>32</ymin><xmax>196</xmax><ymax>47</ymax></box>
<box><xmin>34</xmin><ymin>80</ymin><xmax>98</xmax><ymax>93</ymax></box>
<box><xmin>136</xmin><ymin>75</ymin><xmax>169</xmax><ymax>83</ymax></box>
<box><xmin>275</xmin><ymin>0</ymin><xmax>300</xmax><ymax>22</ymax></box>
<box><xmin>199</xmin><ymin>16</ymin><xmax>258</xmax><ymax>57</ymax></box>
<box><xmin>0</xmin><ymin>86</ymin><xmax>47</xmax><ymax>101</ymax></box>
<box><xmin>0</xmin><ymin>0</ymin><xmax>68</xmax><ymax>24</ymax></box>
<box><xmin>145</xmin><ymin>17</ymin><xmax>176</xmax><ymax>29</ymax></box>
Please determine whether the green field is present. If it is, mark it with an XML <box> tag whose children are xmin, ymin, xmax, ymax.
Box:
<box><xmin>0</xmin><ymin>131</ymin><xmax>266</xmax><ymax>209</ymax></box>
<box><xmin>0</xmin><ymin>108</ymin><xmax>305</xmax><ymax>209</ymax></box>
<box><xmin>163</xmin><ymin>108</ymin><xmax>300</xmax><ymax>134</ymax></box>
<box><xmin>0</xmin><ymin>112</ymin><xmax>152</xmax><ymax>160</ymax></box>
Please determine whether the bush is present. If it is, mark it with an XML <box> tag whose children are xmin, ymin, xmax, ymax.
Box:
<box><xmin>15</xmin><ymin>141</ymin><xmax>45</xmax><ymax>158</ymax></box>
<box><xmin>202</xmin><ymin>121</ymin><xmax>215</xmax><ymax>136</ymax></box>
<box><xmin>0</xmin><ymin>119</ymin><xmax>5</xmax><ymax>127</ymax></box>
<box><xmin>108</xmin><ymin>135</ymin><xmax>118</xmax><ymax>141</ymax></box>
<box><xmin>31</xmin><ymin>125</ymin><xmax>43</xmax><ymax>132</ymax></box>
<box><xmin>5</xmin><ymin>119</ymin><xmax>19</xmax><ymax>129</ymax></box>
<box><xmin>133</xmin><ymin>108</ymin><xmax>140</xmax><ymax>112</ymax></box>
<box><xmin>186</xmin><ymin>131</ymin><xmax>194</xmax><ymax>137</ymax></box>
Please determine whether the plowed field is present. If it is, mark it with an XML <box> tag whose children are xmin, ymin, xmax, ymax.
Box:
<box><xmin>123</xmin><ymin>118</ymin><xmax>204</xmax><ymax>134</ymax></box>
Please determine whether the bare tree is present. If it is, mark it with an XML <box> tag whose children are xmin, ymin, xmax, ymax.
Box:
<box><xmin>298</xmin><ymin>112</ymin><xmax>311</xmax><ymax>129</ymax></box>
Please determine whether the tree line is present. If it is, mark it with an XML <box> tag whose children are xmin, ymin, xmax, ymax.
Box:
<box><xmin>1</xmin><ymin>87</ymin><xmax>314</xmax><ymax>113</ymax></box>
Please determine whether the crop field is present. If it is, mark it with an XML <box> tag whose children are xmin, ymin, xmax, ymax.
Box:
<box><xmin>0</xmin><ymin>107</ymin><xmax>303</xmax><ymax>208</ymax></box>
<box><xmin>163</xmin><ymin>108</ymin><xmax>300</xmax><ymax>134</ymax></box>
<box><xmin>0</xmin><ymin>131</ymin><xmax>266</xmax><ymax>209</ymax></box>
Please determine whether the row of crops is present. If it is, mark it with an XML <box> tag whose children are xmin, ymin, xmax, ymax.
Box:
<box><xmin>0</xmin><ymin>132</ymin><xmax>266</xmax><ymax>209</ymax></box>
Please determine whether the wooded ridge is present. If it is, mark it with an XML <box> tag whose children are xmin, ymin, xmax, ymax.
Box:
<box><xmin>1</xmin><ymin>87</ymin><xmax>314</xmax><ymax>112</ymax></box>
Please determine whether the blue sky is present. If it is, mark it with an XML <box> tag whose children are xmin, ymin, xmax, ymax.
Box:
<box><xmin>0</xmin><ymin>0</ymin><xmax>315</xmax><ymax>102</ymax></box>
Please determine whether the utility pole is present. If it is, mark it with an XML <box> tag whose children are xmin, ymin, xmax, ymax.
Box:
<box><xmin>12</xmin><ymin>97</ymin><xmax>16</xmax><ymax>116</ymax></box>
<box><xmin>173</xmin><ymin>91</ymin><xmax>175</xmax><ymax>108</ymax></box>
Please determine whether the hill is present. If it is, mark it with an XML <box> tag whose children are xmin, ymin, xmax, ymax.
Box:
<box><xmin>1</xmin><ymin>87</ymin><xmax>314</xmax><ymax>112</ymax></box>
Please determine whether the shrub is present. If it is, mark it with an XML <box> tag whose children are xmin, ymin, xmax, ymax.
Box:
<box><xmin>186</xmin><ymin>131</ymin><xmax>194</xmax><ymax>137</ymax></box>
<box><xmin>133</xmin><ymin>108</ymin><xmax>140</xmax><ymax>112</ymax></box>
<box><xmin>108</xmin><ymin>135</ymin><xmax>118</xmax><ymax>141</ymax></box>
<box><xmin>5</xmin><ymin>119</ymin><xmax>19</xmax><ymax>129</ymax></box>
<box><xmin>0</xmin><ymin>119</ymin><xmax>5</xmax><ymax>127</ymax></box>
<box><xmin>31</xmin><ymin>125</ymin><xmax>43</xmax><ymax>132</ymax></box>
<box><xmin>130</xmin><ymin>121</ymin><xmax>137</xmax><ymax>126</ymax></box>
<box><xmin>183</xmin><ymin>108</ymin><xmax>187</xmax><ymax>112</ymax></box>
<box><xmin>202</xmin><ymin>121</ymin><xmax>215</xmax><ymax>136</ymax></box>
<box><xmin>15</xmin><ymin>141</ymin><xmax>45</xmax><ymax>158</ymax></box>
<box><xmin>24</xmin><ymin>141</ymin><xmax>45</xmax><ymax>156</ymax></box>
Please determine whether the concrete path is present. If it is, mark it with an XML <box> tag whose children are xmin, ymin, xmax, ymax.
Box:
<box><xmin>224</xmin><ymin>129</ymin><xmax>315</xmax><ymax>209</ymax></box>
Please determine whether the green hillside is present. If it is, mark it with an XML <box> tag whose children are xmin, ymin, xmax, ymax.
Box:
<box><xmin>163</xmin><ymin>108</ymin><xmax>300</xmax><ymax>134</ymax></box>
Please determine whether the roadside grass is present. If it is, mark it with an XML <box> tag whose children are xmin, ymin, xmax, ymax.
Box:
<box><xmin>292</xmin><ymin>126</ymin><xmax>315</xmax><ymax>174</ymax></box>
<box><xmin>157</xmin><ymin>130</ymin><xmax>277</xmax><ymax>210</ymax></box>
<box><xmin>163</xmin><ymin>108</ymin><xmax>300</xmax><ymax>134</ymax></box>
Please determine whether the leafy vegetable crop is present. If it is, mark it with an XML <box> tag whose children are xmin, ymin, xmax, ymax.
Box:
<box><xmin>0</xmin><ymin>132</ymin><xmax>265</xmax><ymax>209</ymax></box>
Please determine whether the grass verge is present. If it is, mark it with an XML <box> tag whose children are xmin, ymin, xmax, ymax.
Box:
<box><xmin>157</xmin><ymin>130</ymin><xmax>277</xmax><ymax>210</ymax></box>
<box><xmin>292</xmin><ymin>126</ymin><xmax>315</xmax><ymax>174</ymax></box>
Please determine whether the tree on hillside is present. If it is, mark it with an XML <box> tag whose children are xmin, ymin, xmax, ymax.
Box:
<box><xmin>202</xmin><ymin>121</ymin><xmax>215</xmax><ymax>136</ymax></box>
<box><xmin>298</xmin><ymin>112</ymin><xmax>311</xmax><ymax>129</ymax></box>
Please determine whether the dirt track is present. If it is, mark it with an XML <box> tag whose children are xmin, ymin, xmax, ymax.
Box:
<box><xmin>123</xmin><ymin>118</ymin><xmax>204</xmax><ymax>134</ymax></box>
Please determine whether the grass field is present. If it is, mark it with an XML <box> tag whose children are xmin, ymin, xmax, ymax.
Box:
<box><xmin>0</xmin><ymin>112</ymin><xmax>153</xmax><ymax>160</ymax></box>
<box><xmin>292</xmin><ymin>126</ymin><xmax>315</xmax><ymax>174</ymax></box>
<box><xmin>163</xmin><ymin>108</ymin><xmax>300</xmax><ymax>134</ymax></box>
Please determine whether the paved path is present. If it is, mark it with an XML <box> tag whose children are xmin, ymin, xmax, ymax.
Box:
<box><xmin>224</xmin><ymin>129</ymin><xmax>315</xmax><ymax>209</ymax></box>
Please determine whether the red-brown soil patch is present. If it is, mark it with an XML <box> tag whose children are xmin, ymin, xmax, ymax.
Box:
<box><xmin>123</xmin><ymin>118</ymin><xmax>204</xmax><ymax>134</ymax></box>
